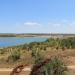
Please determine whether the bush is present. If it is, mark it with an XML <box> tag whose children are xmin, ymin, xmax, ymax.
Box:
<box><xmin>31</xmin><ymin>47</ymin><xmax>44</xmax><ymax>64</ymax></box>
<box><xmin>30</xmin><ymin>57</ymin><xmax>67</xmax><ymax>75</ymax></box>
<box><xmin>43</xmin><ymin>57</ymin><xmax>67</xmax><ymax>75</ymax></box>
<box><xmin>8</xmin><ymin>50</ymin><xmax>20</xmax><ymax>62</ymax></box>
<box><xmin>0</xmin><ymin>49</ymin><xmax>5</xmax><ymax>54</ymax></box>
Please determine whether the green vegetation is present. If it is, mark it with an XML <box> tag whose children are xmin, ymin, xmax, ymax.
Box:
<box><xmin>0</xmin><ymin>37</ymin><xmax>75</xmax><ymax>68</ymax></box>
<box><xmin>45</xmin><ymin>37</ymin><xmax>75</xmax><ymax>50</ymax></box>
<box><xmin>43</xmin><ymin>57</ymin><xmax>67</xmax><ymax>75</ymax></box>
<box><xmin>19</xmin><ymin>37</ymin><xmax>75</xmax><ymax>51</ymax></box>
<box><xmin>7</xmin><ymin>49</ymin><xmax>21</xmax><ymax>62</ymax></box>
<box><xmin>31</xmin><ymin>47</ymin><xmax>44</xmax><ymax>64</ymax></box>
<box><xmin>30</xmin><ymin>55</ymin><xmax>67</xmax><ymax>75</ymax></box>
<box><xmin>30</xmin><ymin>45</ymin><xmax>67</xmax><ymax>75</ymax></box>
<box><xmin>0</xmin><ymin>49</ymin><xmax>5</xmax><ymax>54</ymax></box>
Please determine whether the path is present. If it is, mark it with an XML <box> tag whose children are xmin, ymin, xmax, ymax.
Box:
<box><xmin>0</xmin><ymin>65</ymin><xmax>75</xmax><ymax>72</ymax></box>
<box><xmin>67</xmin><ymin>65</ymin><xmax>75</xmax><ymax>69</ymax></box>
<box><xmin>0</xmin><ymin>67</ymin><xmax>31</xmax><ymax>72</ymax></box>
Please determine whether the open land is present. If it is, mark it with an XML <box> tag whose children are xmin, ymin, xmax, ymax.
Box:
<box><xmin>0</xmin><ymin>35</ymin><xmax>75</xmax><ymax>74</ymax></box>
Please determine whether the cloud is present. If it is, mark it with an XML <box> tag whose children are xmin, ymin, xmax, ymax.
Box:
<box><xmin>8</xmin><ymin>20</ymin><xmax>75</xmax><ymax>33</ymax></box>
<box><xmin>48</xmin><ymin>21</ymin><xmax>75</xmax><ymax>28</ymax></box>
<box><xmin>24</xmin><ymin>22</ymin><xmax>41</xmax><ymax>27</ymax></box>
<box><xmin>52</xmin><ymin>23</ymin><xmax>61</xmax><ymax>27</ymax></box>
<box><xmin>46</xmin><ymin>21</ymin><xmax>75</xmax><ymax>33</ymax></box>
<box><xmin>48</xmin><ymin>22</ymin><xmax>62</xmax><ymax>27</ymax></box>
<box><xmin>70</xmin><ymin>21</ymin><xmax>75</xmax><ymax>26</ymax></box>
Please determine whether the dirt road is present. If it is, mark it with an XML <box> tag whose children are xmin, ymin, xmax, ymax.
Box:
<box><xmin>0</xmin><ymin>67</ymin><xmax>31</xmax><ymax>72</ymax></box>
<box><xmin>67</xmin><ymin>65</ymin><xmax>75</xmax><ymax>69</ymax></box>
<box><xmin>0</xmin><ymin>65</ymin><xmax>75</xmax><ymax>72</ymax></box>
<box><xmin>0</xmin><ymin>66</ymin><xmax>74</xmax><ymax>75</ymax></box>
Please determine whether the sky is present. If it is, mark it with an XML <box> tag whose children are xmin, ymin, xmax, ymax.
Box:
<box><xmin>0</xmin><ymin>0</ymin><xmax>75</xmax><ymax>33</ymax></box>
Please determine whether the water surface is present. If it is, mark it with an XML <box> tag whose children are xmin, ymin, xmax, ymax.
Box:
<box><xmin>0</xmin><ymin>37</ymin><xmax>48</xmax><ymax>47</ymax></box>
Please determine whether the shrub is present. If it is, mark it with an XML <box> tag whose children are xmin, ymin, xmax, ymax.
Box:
<box><xmin>43</xmin><ymin>57</ymin><xmax>67</xmax><ymax>75</ymax></box>
<box><xmin>0</xmin><ymin>49</ymin><xmax>5</xmax><ymax>54</ymax></box>
<box><xmin>30</xmin><ymin>57</ymin><xmax>67</xmax><ymax>75</ymax></box>
<box><xmin>31</xmin><ymin>47</ymin><xmax>44</xmax><ymax>64</ymax></box>
<box><xmin>8</xmin><ymin>50</ymin><xmax>20</xmax><ymax>62</ymax></box>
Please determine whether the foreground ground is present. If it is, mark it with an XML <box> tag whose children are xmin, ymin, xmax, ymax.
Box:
<box><xmin>0</xmin><ymin>71</ymin><xmax>30</xmax><ymax>75</ymax></box>
<box><xmin>0</xmin><ymin>66</ymin><xmax>75</xmax><ymax>75</ymax></box>
<box><xmin>0</xmin><ymin>49</ymin><xmax>75</xmax><ymax>75</ymax></box>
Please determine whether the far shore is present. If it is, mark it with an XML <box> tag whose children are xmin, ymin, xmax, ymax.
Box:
<box><xmin>0</xmin><ymin>33</ymin><xmax>75</xmax><ymax>38</ymax></box>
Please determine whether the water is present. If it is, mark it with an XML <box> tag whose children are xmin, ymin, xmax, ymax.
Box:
<box><xmin>0</xmin><ymin>37</ymin><xmax>48</xmax><ymax>47</ymax></box>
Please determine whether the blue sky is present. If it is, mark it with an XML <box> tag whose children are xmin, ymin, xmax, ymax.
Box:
<box><xmin>0</xmin><ymin>0</ymin><xmax>75</xmax><ymax>33</ymax></box>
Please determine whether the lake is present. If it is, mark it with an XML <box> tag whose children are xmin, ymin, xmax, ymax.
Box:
<box><xmin>0</xmin><ymin>37</ymin><xmax>48</xmax><ymax>47</ymax></box>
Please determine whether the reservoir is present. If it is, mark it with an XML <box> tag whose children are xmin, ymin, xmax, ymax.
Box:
<box><xmin>0</xmin><ymin>37</ymin><xmax>48</xmax><ymax>47</ymax></box>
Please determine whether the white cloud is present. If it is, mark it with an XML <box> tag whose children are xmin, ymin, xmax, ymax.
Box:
<box><xmin>9</xmin><ymin>20</ymin><xmax>75</xmax><ymax>33</ymax></box>
<box><xmin>53</xmin><ymin>24</ymin><xmax>61</xmax><ymax>27</ymax></box>
<box><xmin>48</xmin><ymin>22</ymin><xmax>62</xmax><ymax>27</ymax></box>
<box><xmin>70</xmin><ymin>21</ymin><xmax>75</xmax><ymax>26</ymax></box>
<box><xmin>24</xmin><ymin>22</ymin><xmax>41</xmax><ymax>27</ymax></box>
<box><xmin>48</xmin><ymin>21</ymin><xmax>75</xmax><ymax>28</ymax></box>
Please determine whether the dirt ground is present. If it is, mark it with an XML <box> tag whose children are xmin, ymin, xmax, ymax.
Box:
<box><xmin>0</xmin><ymin>71</ymin><xmax>31</xmax><ymax>75</ymax></box>
<box><xmin>0</xmin><ymin>70</ymin><xmax>75</xmax><ymax>75</ymax></box>
<box><xmin>67</xmin><ymin>69</ymin><xmax>75</xmax><ymax>75</ymax></box>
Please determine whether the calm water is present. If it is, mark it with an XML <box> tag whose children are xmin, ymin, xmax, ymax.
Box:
<box><xmin>0</xmin><ymin>37</ymin><xmax>48</xmax><ymax>47</ymax></box>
